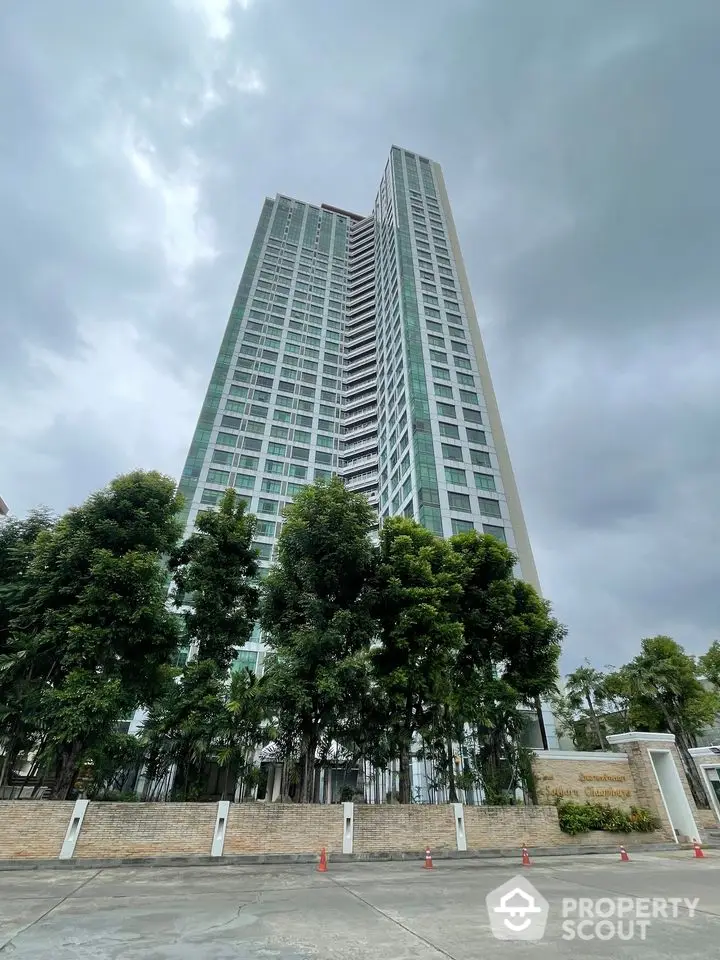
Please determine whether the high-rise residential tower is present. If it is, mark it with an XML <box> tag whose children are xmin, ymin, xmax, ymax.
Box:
<box><xmin>177</xmin><ymin>147</ymin><xmax>558</xmax><ymax>748</ymax></box>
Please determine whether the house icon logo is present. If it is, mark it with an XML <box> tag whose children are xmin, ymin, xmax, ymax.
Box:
<box><xmin>486</xmin><ymin>875</ymin><xmax>549</xmax><ymax>941</ymax></box>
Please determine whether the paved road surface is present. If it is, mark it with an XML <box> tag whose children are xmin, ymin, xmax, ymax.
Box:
<box><xmin>1</xmin><ymin>850</ymin><xmax>719</xmax><ymax>958</ymax></box>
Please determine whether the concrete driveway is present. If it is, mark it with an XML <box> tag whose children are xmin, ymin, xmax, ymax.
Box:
<box><xmin>1</xmin><ymin>850</ymin><xmax>719</xmax><ymax>958</ymax></box>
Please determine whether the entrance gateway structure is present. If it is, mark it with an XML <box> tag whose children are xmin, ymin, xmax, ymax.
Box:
<box><xmin>533</xmin><ymin>731</ymin><xmax>718</xmax><ymax>842</ymax></box>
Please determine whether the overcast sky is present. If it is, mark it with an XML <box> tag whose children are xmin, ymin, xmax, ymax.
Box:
<box><xmin>1</xmin><ymin>0</ymin><xmax>718</xmax><ymax>671</ymax></box>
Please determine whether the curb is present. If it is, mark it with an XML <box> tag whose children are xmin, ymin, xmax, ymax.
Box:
<box><xmin>0</xmin><ymin>842</ymin><xmax>712</xmax><ymax>872</ymax></box>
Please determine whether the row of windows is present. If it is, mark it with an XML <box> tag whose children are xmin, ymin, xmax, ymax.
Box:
<box><xmin>444</xmin><ymin>466</ymin><xmax>496</xmax><ymax>492</ymax></box>
<box><xmin>205</xmin><ymin>471</ymin><xmax>313</xmax><ymax>498</ymax></box>
<box><xmin>246</xmin><ymin>308</ymin><xmax>342</xmax><ymax>337</ymax></box>
<box><xmin>214</xmin><ymin>431</ymin><xmax>337</xmax><ymax>464</ymax></box>
<box><xmin>228</xmin><ymin>375</ymin><xmax>340</xmax><ymax>406</ymax></box>
<box><xmin>221</xmin><ymin>418</ymin><xmax>338</xmax><ymax>449</ymax></box>
<box><xmin>451</xmin><ymin>519</ymin><xmax>507</xmax><ymax>543</ymax></box>
<box><xmin>445</xmin><ymin>493</ymin><xmax>502</xmax><ymax>518</ymax></box>
<box><xmin>206</xmin><ymin>458</ymin><xmax>331</xmax><ymax>490</ymax></box>
<box><xmin>264</xmin><ymin>238</ymin><xmax>347</xmax><ymax>272</ymax></box>
<box><xmin>211</xmin><ymin>447</ymin><xmax>332</xmax><ymax>475</ymax></box>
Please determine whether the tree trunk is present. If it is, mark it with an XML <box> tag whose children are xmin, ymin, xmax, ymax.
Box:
<box><xmin>586</xmin><ymin>694</ymin><xmax>605</xmax><ymax>750</ymax></box>
<box><xmin>356</xmin><ymin>757</ymin><xmax>365</xmax><ymax>802</ymax></box>
<box><xmin>0</xmin><ymin>734</ymin><xmax>19</xmax><ymax>788</ymax></box>
<box><xmin>398</xmin><ymin>744</ymin><xmax>411</xmax><ymax>804</ymax></box>
<box><xmin>300</xmin><ymin>733</ymin><xmax>318</xmax><ymax>804</ymax></box>
<box><xmin>0</xmin><ymin>741</ymin><xmax>14</xmax><ymax>788</ymax></box>
<box><xmin>48</xmin><ymin>741</ymin><xmax>84</xmax><ymax>800</ymax></box>
<box><xmin>446</xmin><ymin>738</ymin><xmax>458</xmax><ymax>802</ymax></box>
<box><xmin>675</xmin><ymin>730</ymin><xmax>710</xmax><ymax>809</ymax></box>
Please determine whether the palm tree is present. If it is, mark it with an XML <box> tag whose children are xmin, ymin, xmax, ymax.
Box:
<box><xmin>564</xmin><ymin>662</ymin><xmax>607</xmax><ymax>750</ymax></box>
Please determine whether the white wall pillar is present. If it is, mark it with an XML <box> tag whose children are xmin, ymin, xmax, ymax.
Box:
<box><xmin>453</xmin><ymin>802</ymin><xmax>467</xmax><ymax>852</ymax></box>
<box><xmin>59</xmin><ymin>799</ymin><xmax>90</xmax><ymax>860</ymax></box>
<box><xmin>211</xmin><ymin>800</ymin><xmax>230</xmax><ymax>857</ymax></box>
<box><xmin>343</xmin><ymin>801</ymin><xmax>354</xmax><ymax>854</ymax></box>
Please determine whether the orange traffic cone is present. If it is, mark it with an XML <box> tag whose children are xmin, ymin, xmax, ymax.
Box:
<box><xmin>521</xmin><ymin>845</ymin><xmax>531</xmax><ymax>867</ymax></box>
<box><xmin>423</xmin><ymin>846</ymin><xmax>434</xmax><ymax>869</ymax></box>
<box><xmin>619</xmin><ymin>845</ymin><xmax>630</xmax><ymax>862</ymax></box>
<box><xmin>693</xmin><ymin>840</ymin><xmax>705</xmax><ymax>859</ymax></box>
<box><xmin>317</xmin><ymin>847</ymin><xmax>328</xmax><ymax>872</ymax></box>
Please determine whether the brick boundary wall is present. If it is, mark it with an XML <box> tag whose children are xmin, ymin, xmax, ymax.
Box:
<box><xmin>0</xmin><ymin>801</ymin><xmax>75</xmax><ymax>860</ymax></box>
<box><xmin>353</xmin><ymin>803</ymin><xmax>456</xmax><ymax>853</ymax></box>
<box><xmin>73</xmin><ymin>802</ymin><xmax>218</xmax><ymax>859</ymax></box>
<box><xmin>0</xmin><ymin>799</ymin><xmax>673</xmax><ymax>863</ymax></box>
<box><xmin>224</xmin><ymin>803</ymin><xmax>343</xmax><ymax>855</ymax></box>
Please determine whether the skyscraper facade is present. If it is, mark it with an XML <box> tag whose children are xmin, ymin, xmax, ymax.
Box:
<box><xmin>177</xmin><ymin>146</ymin><xmax>558</xmax><ymax>748</ymax></box>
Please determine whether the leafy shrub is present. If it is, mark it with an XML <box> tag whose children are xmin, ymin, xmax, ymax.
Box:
<box><xmin>557</xmin><ymin>802</ymin><xmax>659</xmax><ymax>836</ymax></box>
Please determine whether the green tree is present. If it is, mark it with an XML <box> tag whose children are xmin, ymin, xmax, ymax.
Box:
<box><xmin>141</xmin><ymin>660</ymin><xmax>227</xmax><ymax>800</ymax></box>
<box><xmin>0</xmin><ymin>508</ymin><xmax>56</xmax><ymax>787</ymax></box>
<box><xmin>260</xmin><ymin>478</ymin><xmax>377</xmax><ymax>803</ymax></box>
<box><xmin>700</xmin><ymin>641</ymin><xmax>720</xmax><ymax>690</ymax></box>
<box><xmin>449</xmin><ymin>530</ymin><xmax>564</xmax><ymax>800</ymax></box>
<box><xmin>6</xmin><ymin>471</ymin><xmax>182</xmax><ymax>799</ymax></box>
<box><xmin>169</xmin><ymin>489</ymin><xmax>259</xmax><ymax>671</ymax></box>
<box><xmin>370</xmin><ymin>518</ymin><xmax>463</xmax><ymax>804</ymax></box>
<box><xmin>140</xmin><ymin>488</ymin><xmax>263</xmax><ymax>800</ymax></box>
<box><xmin>617</xmin><ymin>636</ymin><xmax>719</xmax><ymax>808</ymax></box>
<box><xmin>564</xmin><ymin>662</ymin><xmax>608</xmax><ymax>750</ymax></box>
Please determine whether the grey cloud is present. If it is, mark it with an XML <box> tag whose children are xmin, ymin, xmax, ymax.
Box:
<box><xmin>1</xmin><ymin>0</ymin><xmax>718</xmax><ymax>672</ymax></box>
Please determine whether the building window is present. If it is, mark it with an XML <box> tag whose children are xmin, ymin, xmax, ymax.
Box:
<box><xmin>206</xmin><ymin>468</ymin><xmax>230</xmax><ymax>485</ymax></box>
<box><xmin>448</xmin><ymin>492</ymin><xmax>471</xmax><ymax>512</ymax></box>
<box><xmin>463</xmin><ymin>408</ymin><xmax>483</xmax><ymax>425</ymax></box>
<box><xmin>255</xmin><ymin>519</ymin><xmax>276</xmax><ymax>536</ymax></box>
<box><xmin>439</xmin><ymin>422</ymin><xmax>460</xmax><ymax>440</ymax></box>
<box><xmin>479</xmin><ymin>497</ymin><xmax>502</xmax><ymax>518</ymax></box>
<box><xmin>258</xmin><ymin>499</ymin><xmax>279</xmax><ymax>514</ymax></box>
<box><xmin>441</xmin><ymin>443</ymin><xmax>464</xmax><ymax>461</ymax></box>
<box><xmin>232</xmin><ymin>650</ymin><xmax>259</xmax><ymax>674</ymax></box>
<box><xmin>467</xmin><ymin>428</ymin><xmax>487</xmax><ymax>445</ymax></box>
<box><xmin>254</xmin><ymin>541</ymin><xmax>273</xmax><ymax>560</ymax></box>
<box><xmin>483</xmin><ymin>524</ymin><xmax>506</xmax><ymax>543</ymax></box>
<box><xmin>474</xmin><ymin>472</ymin><xmax>496</xmax><ymax>492</ymax></box>
<box><xmin>451</xmin><ymin>518</ymin><xmax>474</xmax><ymax>535</ymax></box>
<box><xmin>261</xmin><ymin>478</ymin><xmax>282</xmax><ymax>494</ymax></box>
<box><xmin>444</xmin><ymin>466</ymin><xmax>466</xmax><ymax>486</ymax></box>
<box><xmin>437</xmin><ymin>402</ymin><xmax>456</xmax><ymax>419</ymax></box>
<box><xmin>235</xmin><ymin>473</ymin><xmax>255</xmax><ymax>490</ymax></box>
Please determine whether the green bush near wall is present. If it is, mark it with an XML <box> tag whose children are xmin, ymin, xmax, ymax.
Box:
<box><xmin>557</xmin><ymin>802</ymin><xmax>660</xmax><ymax>836</ymax></box>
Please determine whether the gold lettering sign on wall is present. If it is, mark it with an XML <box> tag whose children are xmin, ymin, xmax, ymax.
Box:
<box><xmin>534</xmin><ymin>762</ymin><xmax>636</xmax><ymax>804</ymax></box>
<box><xmin>585</xmin><ymin>787</ymin><xmax>632</xmax><ymax>799</ymax></box>
<box><xmin>579</xmin><ymin>774</ymin><xmax>627</xmax><ymax>783</ymax></box>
